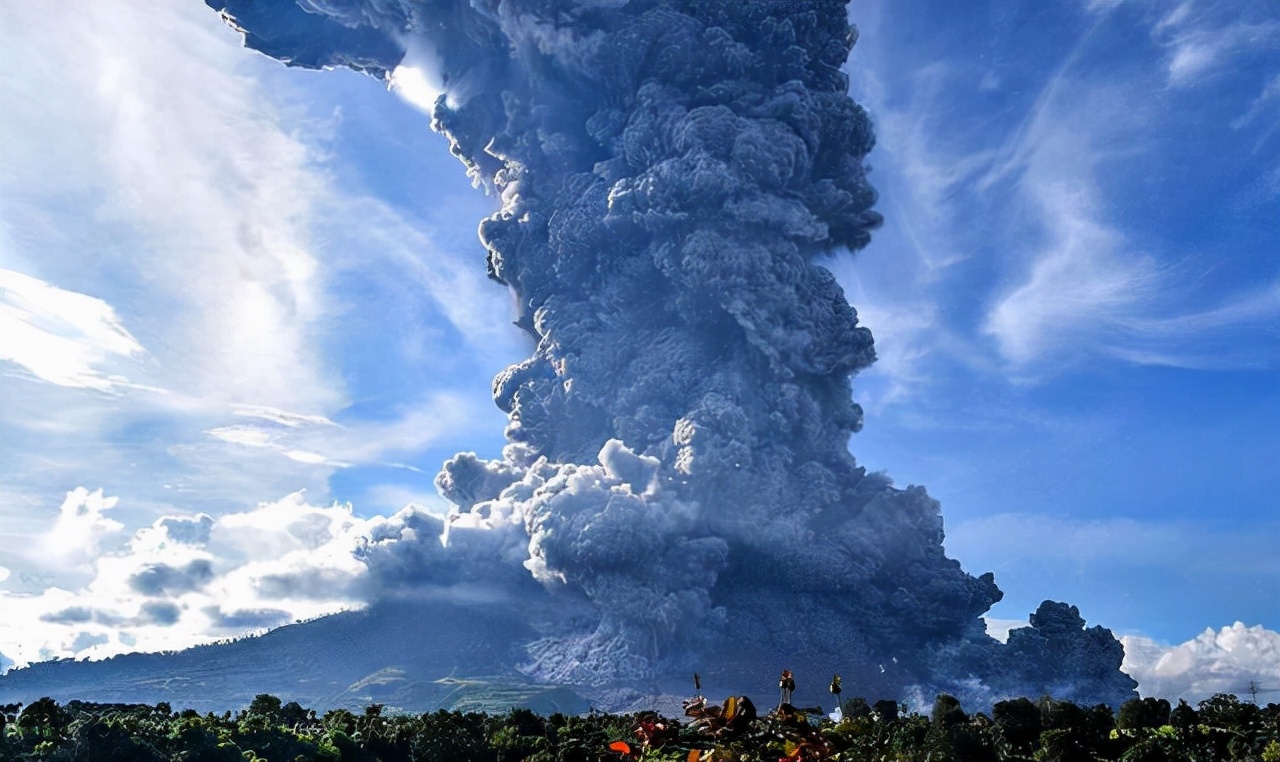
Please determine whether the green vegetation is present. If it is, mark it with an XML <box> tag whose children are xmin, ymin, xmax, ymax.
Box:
<box><xmin>0</xmin><ymin>691</ymin><xmax>1275</xmax><ymax>761</ymax></box>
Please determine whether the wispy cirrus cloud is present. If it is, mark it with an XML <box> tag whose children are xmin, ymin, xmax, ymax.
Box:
<box><xmin>204</xmin><ymin>391</ymin><xmax>487</xmax><ymax>471</ymax></box>
<box><xmin>1153</xmin><ymin>0</ymin><xmax>1280</xmax><ymax>89</ymax></box>
<box><xmin>981</xmin><ymin>177</ymin><xmax>1163</xmax><ymax>372</ymax></box>
<box><xmin>0</xmin><ymin>0</ymin><xmax>349</xmax><ymax>526</ymax></box>
<box><xmin>844</xmin><ymin>0</ymin><xmax>1280</xmax><ymax>391</ymax></box>
<box><xmin>0</xmin><ymin>0</ymin><xmax>339</xmax><ymax>411</ymax></box>
<box><xmin>0</xmin><ymin>0</ymin><xmax>515</xmax><ymax>510</ymax></box>
<box><xmin>0</xmin><ymin>269</ymin><xmax>144</xmax><ymax>391</ymax></box>
<box><xmin>971</xmin><ymin>42</ymin><xmax>1187</xmax><ymax>377</ymax></box>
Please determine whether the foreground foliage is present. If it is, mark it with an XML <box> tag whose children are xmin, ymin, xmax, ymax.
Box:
<box><xmin>0</xmin><ymin>691</ymin><xmax>1276</xmax><ymax>761</ymax></box>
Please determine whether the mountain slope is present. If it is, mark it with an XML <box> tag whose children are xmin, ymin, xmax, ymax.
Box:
<box><xmin>0</xmin><ymin>599</ymin><xmax>588</xmax><ymax>715</ymax></box>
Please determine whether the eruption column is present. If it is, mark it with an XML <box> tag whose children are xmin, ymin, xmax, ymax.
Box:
<box><xmin>212</xmin><ymin>0</ymin><xmax>1139</xmax><ymax>707</ymax></box>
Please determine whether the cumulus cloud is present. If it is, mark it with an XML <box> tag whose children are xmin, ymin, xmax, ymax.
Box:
<box><xmin>39</xmin><ymin>608</ymin><xmax>116</xmax><ymax>626</ymax></box>
<box><xmin>204</xmin><ymin>607</ymin><xmax>292</xmax><ymax>630</ymax></box>
<box><xmin>1122</xmin><ymin>623</ymin><xmax>1280</xmax><ymax>704</ymax></box>
<box><xmin>41</xmin><ymin>488</ymin><xmax>127</xmax><ymax>571</ymax></box>
<box><xmin>155</xmin><ymin>515</ymin><xmax>215</xmax><ymax>547</ymax></box>
<box><xmin>0</xmin><ymin>488</ymin><xmax>508</xmax><ymax>669</ymax></box>
<box><xmin>0</xmin><ymin>471</ymin><xmax>559</xmax><ymax>670</ymax></box>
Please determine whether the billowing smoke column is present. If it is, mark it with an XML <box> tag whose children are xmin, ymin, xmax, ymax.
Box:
<box><xmin>210</xmin><ymin>0</ymin><xmax>1138</xmax><ymax>706</ymax></box>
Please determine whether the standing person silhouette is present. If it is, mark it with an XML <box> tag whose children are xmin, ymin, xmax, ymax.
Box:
<box><xmin>779</xmin><ymin>669</ymin><xmax>795</xmax><ymax>707</ymax></box>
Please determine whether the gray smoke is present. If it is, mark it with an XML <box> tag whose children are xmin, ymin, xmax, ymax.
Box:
<box><xmin>208</xmin><ymin>0</ymin><xmax>1138</xmax><ymax>706</ymax></box>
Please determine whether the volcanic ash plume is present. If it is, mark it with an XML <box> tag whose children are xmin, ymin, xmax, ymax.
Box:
<box><xmin>210</xmin><ymin>0</ymin><xmax>1138</xmax><ymax>706</ymax></box>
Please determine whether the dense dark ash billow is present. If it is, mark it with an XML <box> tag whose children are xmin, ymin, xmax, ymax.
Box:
<box><xmin>208</xmin><ymin>0</ymin><xmax>1138</xmax><ymax>708</ymax></box>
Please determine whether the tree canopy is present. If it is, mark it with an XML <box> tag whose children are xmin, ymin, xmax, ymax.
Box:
<box><xmin>0</xmin><ymin>690</ymin><xmax>1275</xmax><ymax>761</ymax></box>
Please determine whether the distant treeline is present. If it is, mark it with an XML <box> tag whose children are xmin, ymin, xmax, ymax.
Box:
<box><xmin>1</xmin><ymin>690</ymin><xmax>1277</xmax><ymax>761</ymax></box>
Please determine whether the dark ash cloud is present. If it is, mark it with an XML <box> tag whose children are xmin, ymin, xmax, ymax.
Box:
<box><xmin>209</xmin><ymin>0</ymin><xmax>1137</xmax><ymax>707</ymax></box>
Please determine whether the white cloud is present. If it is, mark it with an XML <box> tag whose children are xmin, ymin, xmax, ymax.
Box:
<box><xmin>1234</xmin><ymin>73</ymin><xmax>1280</xmax><ymax>129</ymax></box>
<box><xmin>983</xmin><ymin>182</ymin><xmax>1161</xmax><ymax>370</ymax></box>
<box><xmin>975</xmin><ymin>55</ymin><xmax>1280</xmax><ymax>374</ymax></box>
<box><xmin>0</xmin><ymin>490</ymin><xmax>449</xmax><ymax>669</ymax></box>
<box><xmin>361</xmin><ymin>483</ymin><xmax>450</xmax><ymax>515</ymax></box>
<box><xmin>0</xmin><ymin>0</ymin><xmax>524</xmax><ymax>670</ymax></box>
<box><xmin>213</xmin><ymin>491</ymin><xmax>367</xmax><ymax>563</ymax></box>
<box><xmin>1153</xmin><ymin>1</ymin><xmax>1195</xmax><ymax>34</ymax></box>
<box><xmin>973</xmin><ymin>60</ymin><xmax>1173</xmax><ymax>375</ymax></box>
<box><xmin>205</xmin><ymin>392</ymin><xmax>485</xmax><ymax>471</ymax></box>
<box><xmin>1153</xmin><ymin>2</ymin><xmax>1280</xmax><ymax>89</ymax></box>
<box><xmin>0</xmin><ymin>0</ymin><xmax>353</xmax><ymax>531</ymax></box>
<box><xmin>1085</xmin><ymin>0</ymin><xmax>1125</xmax><ymax>14</ymax></box>
<box><xmin>1105</xmin><ymin>280</ymin><xmax>1280</xmax><ymax>369</ymax></box>
<box><xmin>0</xmin><ymin>1</ymin><xmax>340</xmax><ymax>411</ymax></box>
<box><xmin>844</xmin><ymin>1</ymin><xmax>1280</xmax><ymax>388</ymax></box>
<box><xmin>833</xmin><ymin>43</ymin><xmax>998</xmax><ymax>404</ymax></box>
<box><xmin>0</xmin><ymin>0</ymin><xmax>517</xmax><ymax>568</ymax></box>
<box><xmin>321</xmin><ymin>195</ymin><xmax>516</xmax><ymax>362</ymax></box>
<box><xmin>232</xmin><ymin>404</ymin><xmax>338</xmax><ymax>428</ymax></box>
<box><xmin>983</xmin><ymin>616</ymin><xmax>1028</xmax><ymax>643</ymax></box>
<box><xmin>1166</xmin><ymin>43</ymin><xmax>1216</xmax><ymax>86</ymax></box>
<box><xmin>0</xmin><ymin>269</ymin><xmax>144</xmax><ymax>390</ymax></box>
<box><xmin>41</xmin><ymin>488</ymin><xmax>126</xmax><ymax>571</ymax></box>
<box><xmin>1123</xmin><ymin>623</ymin><xmax>1280</xmax><ymax>703</ymax></box>
<box><xmin>390</xmin><ymin>40</ymin><xmax>445</xmax><ymax>114</ymax></box>
<box><xmin>841</xmin><ymin>11</ymin><xmax>1198</xmax><ymax>389</ymax></box>
<box><xmin>0</xmin><ymin>478</ymin><xmax>536</xmax><ymax>669</ymax></box>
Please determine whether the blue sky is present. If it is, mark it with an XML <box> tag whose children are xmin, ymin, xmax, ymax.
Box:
<box><xmin>0</xmin><ymin>0</ymin><xmax>1276</xmax><ymax>698</ymax></box>
<box><xmin>840</xmin><ymin>0</ymin><xmax>1280</xmax><ymax>641</ymax></box>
